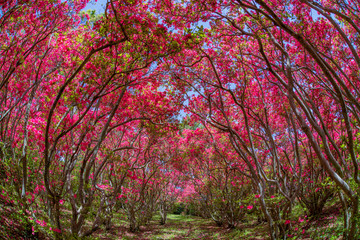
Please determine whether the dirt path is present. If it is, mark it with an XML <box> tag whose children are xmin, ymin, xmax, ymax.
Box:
<box><xmin>92</xmin><ymin>214</ymin><xmax>221</xmax><ymax>239</ymax></box>
<box><xmin>92</xmin><ymin>214</ymin><xmax>268</xmax><ymax>240</ymax></box>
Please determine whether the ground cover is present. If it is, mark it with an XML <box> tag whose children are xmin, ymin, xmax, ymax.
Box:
<box><xmin>91</xmin><ymin>213</ymin><xmax>267</xmax><ymax>240</ymax></box>
<box><xmin>0</xmin><ymin>200</ymin><xmax>345</xmax><ymax>239</ymax></box>
<box><xmin>90</xmin><ymin>204</ymin><xmax>343</xmax><ymax>240</ymax></box>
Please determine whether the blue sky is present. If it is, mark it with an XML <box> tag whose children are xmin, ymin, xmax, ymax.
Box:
<box><xmin>83</xmin><ymin>0</ymin><xmax>107</xmax><ymax>14</ymax></box>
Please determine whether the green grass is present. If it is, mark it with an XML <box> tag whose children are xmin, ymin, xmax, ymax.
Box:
<box><xmin>90</xmin><ymin>200</ymin><xmax>347</xmax><ymax>240</ymax></box>
<box><xmin>91</xmin><ymin>213</ymin><xmax>269</xmax><ymax>240</ymax></box>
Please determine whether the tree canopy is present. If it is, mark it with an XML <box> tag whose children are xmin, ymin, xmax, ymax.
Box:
<box><xmin>1</xmin><ymin>0</ymin><xmax>360</xmax><ymax>239</ymax></box>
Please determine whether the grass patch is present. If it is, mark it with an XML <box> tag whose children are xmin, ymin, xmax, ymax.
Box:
<box><xmin>90</xmin><ymin>203</ymin><xmax>345</xmax><ymax>240</ymax></box>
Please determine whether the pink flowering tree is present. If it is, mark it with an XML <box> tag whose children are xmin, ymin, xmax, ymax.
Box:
<box><xmin>176</xmin><ymin>128</ymin><xmax>252</xmax><ymax>228</ymax></box>
<box><xmin>0</xmin><ymin>0</ymin><xmax>182</xmax><ymax>238</ymax></box>
<box><xmin>159</xmin><ymin>0</ymin><xmax>360</xmax><ymax>238</ymax></box>
<box><xmin>1</xmin><ymin>0</ymin><xmax>360</xmax><ymax>239</ymax></box>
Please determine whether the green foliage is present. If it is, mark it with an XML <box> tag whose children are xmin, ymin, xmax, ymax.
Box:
<box><xmin>80</xmin><ymin>9</ymin><xmax>104</xmax><ymax>26</ymax></box>
<box><xmin>183</xmin><ymin>26</ymin><xmax>206</xmax><ymax>47</ymax></box>
<box><xmin>171</xmin><ymin>202</ymin><xmax>185</xmax><ymax>214</ymax></box>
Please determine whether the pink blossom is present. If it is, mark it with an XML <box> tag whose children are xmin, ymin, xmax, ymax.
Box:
<box><xmin>35</xmin><ymin>219</ymin><xmax>47</xmax><ymax>227</ymax></box>
<box><xmin>50</xmin><ymin>227</ymin><xmax>62</xmax><ymax>233</ymax></box>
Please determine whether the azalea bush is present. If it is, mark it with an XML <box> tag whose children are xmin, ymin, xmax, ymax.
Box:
<box><xmin>1</xmin><ymin>0</ymin><xmax>360</xmax><ymax>239</ymax></box>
